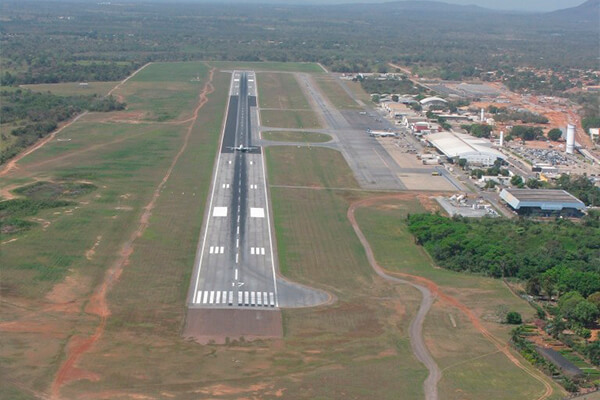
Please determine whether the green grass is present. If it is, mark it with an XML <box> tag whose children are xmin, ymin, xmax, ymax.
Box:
<box><xmin>353</xmin><ymin>199</ymin><xmax>561</xmax><ymax>399</ymax></box>
<box><xmin>209</xmin><ymin>61</ymin><xmax>325</xmax><ymax>73</ymax></box>
<box><xmin>262</xmin><ymin>131</ymin><xmax>332</xmax><ymax>143</ymax></box>
<box><xmin>20</xmin><ymin>81</ymin><xmax>119</xmax><ymax>97</ymax></box>
<box><xmin>260</xmin><ymin>109</ymin><xmax>322</xmax><ymax>129</ymax></box>
<box><xmin>314</xmin><ymin>76</ymin><xmax>361</xmax><ymax>109</ymax></box>
<box><xmin>257</xmin><ymin>72</ymin><xmax>311</xmax><ymax>110</ymax></box>
<box><xmin>266</xmin><ymin>147</ymin><xmax>358</xmax><ymax>189</ymax></box>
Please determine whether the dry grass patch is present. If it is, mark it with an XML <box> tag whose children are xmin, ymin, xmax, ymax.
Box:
<box><xmin>314</xmin><ymin>75</ymin><xmax>361</xmax><ymax>109</ymax></box>
<box><xmin>257</xmin><ymin>73</ymin><xmax>311</xmax><ymax>110</ymax></box>
<box><xmin>260</xmin><ymin>109</ymin><xmax>322</xmax><ymax>129</ymax></box>
<box><xmin>266</xmin><ymin>146</ymin><xmax>358</xmax><ymax>189</ymax></box>
<box><xmin>21</xmin><ymin>81</ymin><xmax>120</xmax><ymax>97</ymax></box>
<box><xmin>262</xmin><ymin>131</ymin><xmax>332</xmax><ymax>143</ymax></box>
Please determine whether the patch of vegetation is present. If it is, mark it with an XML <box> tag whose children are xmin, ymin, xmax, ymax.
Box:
<box><xmin>12</xmin><ymin>181</ymin><xmax>97</xmax><ymax>200</ymax></box>
<box><xmin>487</xmin><ymin>106</ymin><xmax>549</xmax><ymax>124</ymax></box>
<box><xmin>359</xmin><ymin>76</ymin><xmax>424</xmax><ymax>96</ymax></box>
<box><xmin>555</xmin><ymin>174</ymin><xmax>600</xmax><ymax>207</ymax></box>
<box><xmin>461</xmin><ymin>123</ymin><xmax>493</xmax><ymax>138</ymax></box>
<box><xmin>0</xmin><ymin>198</ymin><xmax>73</xmax><ymax>235</ymax></box>
<box><xmin>407</xmin><ymin>213</ymin><xmax>600</xmax><ymax>294</ymax></box>
<box><xmin>1</xmin><ymin>89</ymin><xmax>125</xmax><ymax>164</ymax></box>
<box><xmin>509</xmin><ymin>125</ymin><xmax>545</xmax><ymax>141</ymax></box>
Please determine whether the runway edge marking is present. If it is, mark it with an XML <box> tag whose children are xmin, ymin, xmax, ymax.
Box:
<box><xmin>190</xmin><ymin>70</ymin><xmax>237</xmax><ymax>305</ymax></box>
<box><xmin>255</xmin><ymin>72</ymin><xmax>280</xmax><ymax>308</ymax></box>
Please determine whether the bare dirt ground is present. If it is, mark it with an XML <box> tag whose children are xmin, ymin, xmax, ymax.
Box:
<box><xmin>183</xmin><ymin>309</ymin><xmax>283</xmax><ymax>344</ymax></box>
<box><xmin>348</xmin><ymin>193</ymin><xmax>555</xmax><ymax>400</ymax></box>
<box><xmin>49</xmin><ymin>65</ymin><xmax>216</xmax><ymax>399</ymax></box>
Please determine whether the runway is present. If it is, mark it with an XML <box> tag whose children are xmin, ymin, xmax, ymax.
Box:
<box><xmin>188</xmin><ymin>71</ymin><xmax>279</xmax><ymax>310</ymax></box>
<box><xmin>185</xmin><ymin>71</ymin><xmax>329</xmax><ymax>328</ymax></box>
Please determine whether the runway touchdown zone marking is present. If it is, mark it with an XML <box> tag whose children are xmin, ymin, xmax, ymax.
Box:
<box><xmin>213</xmin><ymin>207</ymin><xmax>228</xmax><ymax>217</ymax></box>
<box><xmin>250</xmin><ymin>207</ymin><xmax>265</xmax><ymax>218</ymax></box>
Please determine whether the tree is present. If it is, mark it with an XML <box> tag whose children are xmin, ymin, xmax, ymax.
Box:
<box><xmin>547</xmin><ymin>128</ymin><xmax>562</xmax><ymax>141</ymax></box>
<box><xmin>391</xmin><ymin>94</ymin><xmax>399</xmax><ymax>102</ymax></box>
<box><xmin>588</xmin><ymin>292</ymin><xmax>600</xmax><ymax>309</ymax></box>
<box><xmin>506</xmin><ymin>311</ymin><xmax>522</xmax><ymax>324</ymax></box>
<box><xmin>526</xmin><ymin>276</ymin><xmax>542</xmax><ymax>296</ymax></box>
<box><xmin>458</xmin><ymin>158</ymin><xmax>467</xmax><ymax>168</ymax></box>
<box><xmin>572</xmin><ymin>301</ymin><xmax>599</xmax><ymax>326</ymax></box>
<box><xmin>511</xmin><ymin>175</ymin><xmax>524</xmax><ymax>187</ymax></box>
<box><xmin>371</xmin><ymin>94</ymin><xmax>380</xmax><ymax>103</ymax></box>
<box><xmin>526</xmin><ymin>178</ymin><xmax>542</xmax><ymax>189</ymax></box>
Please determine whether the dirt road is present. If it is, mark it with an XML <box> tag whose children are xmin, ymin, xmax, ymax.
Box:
<box><xmin>348</xmin><ymin>195</ymin><xmax>441</xmax><ymax>400</ymax></box>
<box><xmin>348</xmin><ymin>193</ymin><xmax>555</xmax><ymax>400</ymax></box>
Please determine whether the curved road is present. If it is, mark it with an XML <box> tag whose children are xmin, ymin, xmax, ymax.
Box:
<box><xmin>348</xmin><ymin>197</ymin><xmax>441</xmax><ymax>400</ymax></box>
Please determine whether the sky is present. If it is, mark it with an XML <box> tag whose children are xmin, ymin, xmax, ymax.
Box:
<box><xmin>291</xmin><ymin>0</ymin><xmax>588</xmax><ymax>12</ymax></box>
<box><xmin>160</xmin><ymin>0</ymin><xmax>589</xmax><ymax>12</ymax></box>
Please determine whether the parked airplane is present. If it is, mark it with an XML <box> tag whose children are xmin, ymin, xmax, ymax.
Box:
<box><xmin>367</xmin><ymin>129</ymin><xmax>397</xmax><ymax>138</ymax></box>
<box><xmin>227</xmin><ymin>144</ymin><xmax>259</xmax><ymax>152</ymax></box>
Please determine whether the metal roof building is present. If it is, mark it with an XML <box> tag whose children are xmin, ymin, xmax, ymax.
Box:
<box><xmin>500</xmin><ymin>188</ymin><xmax>586</xmax><ymax>216</ymax></box>
<box><xmin>426</xmin><ymin>131</ymin><xmax>505</xmax><ymax>166</ymax></box>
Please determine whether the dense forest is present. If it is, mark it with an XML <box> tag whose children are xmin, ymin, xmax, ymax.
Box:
<box><xmin>407</xmin><ymin>213</ymin><xmax>600</xmax><ymax>296</ymax></box>
<box><xmin>0</xmin><ymin>89</ymin><xmax>125</xmax><ymax>163</ymax></box>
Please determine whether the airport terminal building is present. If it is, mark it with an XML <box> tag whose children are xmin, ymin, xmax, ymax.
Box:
<box><xmin>426</xmin><ymin>131</ymin><xmax>505</xmax><ymax>166</ymax></box>
<box><xmin>499</xmin><ymin>188</ymin><xmax>586</xmax><ymax>217</ymax></box>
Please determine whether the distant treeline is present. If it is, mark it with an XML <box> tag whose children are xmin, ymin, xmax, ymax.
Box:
<box><xmin>1</xmin><ymin>89</ymin><xmax>125</xmax><ymax>164</ymax></box>
<box><xmin>0</xmin><ymin>1</ymin><xmax>598</xmax><ymax>85</ymax></box>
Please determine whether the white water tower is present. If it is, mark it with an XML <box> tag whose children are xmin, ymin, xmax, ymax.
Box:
<box><xmin>499</xmin><ymin>131</ymin><xmax>504</xmax><ymax>147</ymax></box>
<box><xmin>566</xmin><ymin>124</ymin><xmax>575</xmax><ymax>154</ymax></box>
<box><xmin>480</xmin><ymin>108</ymin><xmax>485</xmax><ymax>122</ymax></box>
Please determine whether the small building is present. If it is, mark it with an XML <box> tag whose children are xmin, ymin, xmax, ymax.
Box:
<box><xmin>420</xmin><ymin>96</ymin><xmax>448</xmax><ymax>109</ymax></box>
<box><xmin>499</xmin><ymin>188</ymin><xmax>586</xmax><ymax>217</ymax></box>
<box><xmin>535</xmin><ymin>347</ymin><xmax>584</xmax><ymax>379</ymax></box>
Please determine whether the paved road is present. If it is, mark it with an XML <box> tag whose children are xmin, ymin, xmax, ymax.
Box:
<box><xmin>187</xmin><ymin>71</ymin><xmax>329</xmax><ymax>312</ymax></box>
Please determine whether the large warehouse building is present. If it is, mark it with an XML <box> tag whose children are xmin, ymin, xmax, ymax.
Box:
<box><xmin>499</xmin><ymin>188</ymin><xmax>586</xmax><ymax>216</ymax></box>
<box><xmin>426</xmin><ymin>131</ymin><xmax>505</xmax><ymax>166</ymax></box>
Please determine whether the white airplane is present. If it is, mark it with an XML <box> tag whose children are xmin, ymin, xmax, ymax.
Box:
<box><xmin>227</xmin><ymin>144</ymin><xmax>259</xmax><ymax>152</ymax></box>
<box><xmin>367</xmin><ymin>129</ymin><xmax>397</xmax><ymax>138</ymax></box>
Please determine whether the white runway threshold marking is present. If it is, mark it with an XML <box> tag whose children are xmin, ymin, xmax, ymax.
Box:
<box><xmin>194</xmin><ymin>289</ymin><xmax>275</xmax><ymax>307</ymax></box>
<box><xmin>213</xmin><ymin>207</ymin><xmax>228</xmax><ymax>217</ymax></box>
<box><xmin>250</xmin><ymin>207</ymin><xmax>265</xmax><ymax>218</ymax></box>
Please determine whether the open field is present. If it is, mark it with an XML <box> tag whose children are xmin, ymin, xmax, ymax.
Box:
<box><xmin>257</xmin><ymin>73</ymin><xmax>311</xmax><ymax>110</ymax></box>
<box><xmin>266</xmin><ymin>146</ymin><xmax>359</xmax><ymax>189</ymax></box>
<box><xmin>260</xmin><ymin>109</ymin><xmax>322</xmax><ymax>129</ymax></box>
<box><xmin>353</xmin><ymin>199</ymin><xmax>564</xmax><ymax>399</ymax></box>
<box><xmin>0</xmin><ymin>61</ymin><xmax>222</xmax><ymax>398</ymax></box>
<box><xmin>20</xmin><ymin>81</ymin><xmax>120</xmax><ymax>97</ymax></box>
<box><xmin>343</xmin><ymin>79</ymin><xmax>374</xmax><ymax>105</ymax></box>
<box><xmin>210</xmin><ymin>61</ymin><xmax>325</xmax><ymax>73</ymax></box>
<box><xmin>262</xmin><ymin>131</ymin><xmax>332</xmax><ymax>143</ymax></box>
<box><xmin>314</xmin><ymin>75</ymin><xmax>361</xmax><ymax>109</ymax></box>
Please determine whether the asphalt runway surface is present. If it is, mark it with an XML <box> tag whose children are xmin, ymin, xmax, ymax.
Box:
<box><xmin>185</xmin><ymin>71</ymin><xmax>329</xmax><ymax>327</ymax></box>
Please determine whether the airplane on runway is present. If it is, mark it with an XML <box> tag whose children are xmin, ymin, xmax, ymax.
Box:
<box><xmin>367</xmin><ymin>128</ymin><xmax>398</xmax><ymax>138</ymax></box>
<box><xmin>227</xmin><ymin>144</ymin><xmax>259</xmax><ymax>152</ymax></box>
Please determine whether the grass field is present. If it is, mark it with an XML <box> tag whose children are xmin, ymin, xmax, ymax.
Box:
<box><xmin>354</xmin><ymin>200</ymin><xmax>564</xmax><ymax>399</ymax></box>
<box><xmin>266</xmin><ymin>146</ymin><xmax>358</xmax><ymax>189</ymax></box>
<box><xmin>257</xmin><ymin>73</ymin><xmax>311</xmax><ymax>110</ymax></box>
<box><xmin>260</xmin><ymin>109</ymin><xmax>322</xmax><ymax>129</ymax></box>
<box><xmin>262</xmin><ymin>131</ymin><xmax>332</xmax><ymax>143</ymax></box>
<box><xmin>209</xmin><ymin>61</ymin><xmax>325</xmax><ymax>73</ymax></box>
<box><xmin>0</xmin><ymin>61</ymin><xmax>221</xmax><ymax>398</ymax></box>
<box><xmin>0</xmin><ymin>61</ymin><xmax>562</xmax><ymax>399</ymax></box>
<box><xmin>344</xmin><ymin>80</ymin><xmax>375</xmax><ymax>105</ymax></box>
<box><xmin>20</xmin><ymin>81</ymin><xmax>120</xmax><ymax>97</ymax></box>
<box><xmin>314</xmin><ymin>75</ymin><xmax>361</xmax><ymax>109</ymax></box>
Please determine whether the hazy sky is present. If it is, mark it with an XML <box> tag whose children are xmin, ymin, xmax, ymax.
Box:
<box><xmin>179</xmin><ymin>0</ymin><xmax>589</xmax><ymax>12</ymax></box>
<box><xmin>293</xmin><ymin>0</ymin><xmax>589</xmax><ymax>12</ymax></box>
